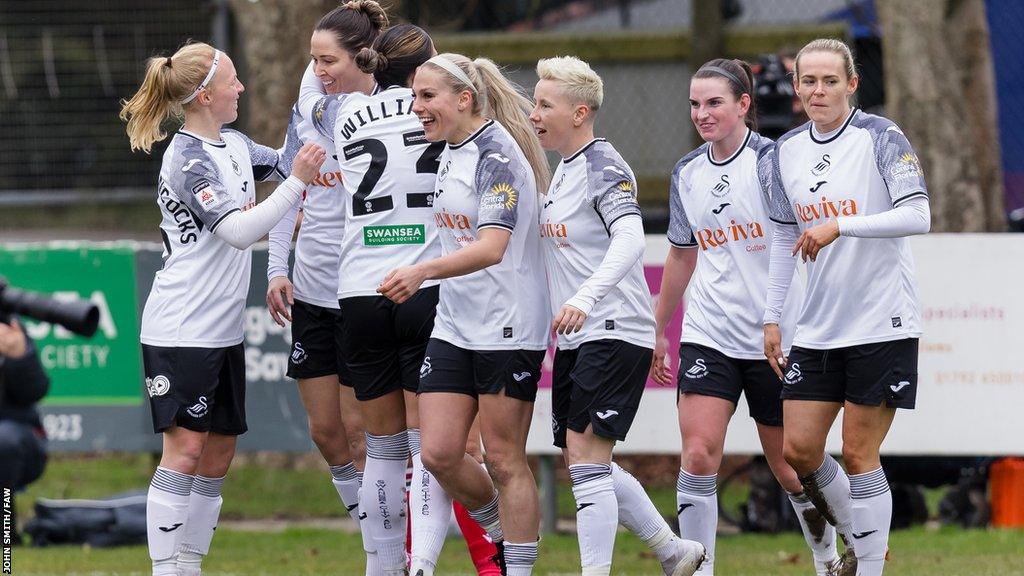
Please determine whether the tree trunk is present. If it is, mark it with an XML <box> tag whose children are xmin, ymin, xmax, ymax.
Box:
<box><xmin>877</xmin><ymin>0</ymin><xmax>1005</xmax><ymax>232</ymax></box>
<box><xmin>689</xmin><ymin>0</ymin><xmax>723</xmax><ymax>149</ymax></box>
<box><xmin>227</xmin><ymin>0</ymin><xmax>336</xmax><ymax>150</ymax></box>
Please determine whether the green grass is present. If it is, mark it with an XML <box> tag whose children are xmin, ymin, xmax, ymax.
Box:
<box><xmin>12</xmin><ymin>455</ymin><xmax>1024</xmax><ymax>575</ymax></box>
<box><xmin>10</xmin><ymin>527</ymin><xmax>1024</xmax><ymax>575</ymax></box>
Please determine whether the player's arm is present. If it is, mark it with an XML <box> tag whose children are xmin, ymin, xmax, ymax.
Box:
<box><xmin>214</xmin><ymin>143</ymin><xmax>325</xmax><ymax>250</ymax></box>
<box><xmin>651</xmin><ymin>165</ymin><xmax>699</xmax><ymax>384</ymax></box>
<box><xmin>265</xmin><ymin>107</ymin><xmax>306</xmax><ymax>325</ymax></box>
<box><xmin>837</xmin><ymin>124</ymin><xmax>931</xmax><ymax>239</ymax></box>
<box><xmin>378</xmin><ymin>227</ymin><xmax>510</xmax><ymax>305</ymax></box>
<box><xmin>379</xmin><ymin>150</ymin><xmax>525</xmax><ymax>304</ymax></box>
<box><xmin>763</xmin><ymin>146</ymin><xmax>799</xmax><ymax>379</ymax></box>
<box><xmin>555</xmin><ymin>171</ymin><xmax>644</xmax><ymax>335</ymax></box>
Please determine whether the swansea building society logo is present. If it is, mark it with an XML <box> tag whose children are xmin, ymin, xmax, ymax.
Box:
<box><xmin>363</xmin><ymin>224</ymin><xmax>426</xmax><ymax>246</ymax></box>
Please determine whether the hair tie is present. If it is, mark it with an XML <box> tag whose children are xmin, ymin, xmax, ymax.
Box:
<box><xmin>181</xmin><ymin>49</ymin><xmax>221</xmax><ymax>104</ymax></box>
<box><xmin>701</xmin><ymin>65</ymin><xmax>748</xmax><ymax>94</ymax></box>
<box><xmin>164</xmin><ymin>57</ymin><xmax>173</xmax><ymax>69</ymax></box>
<box><xmin>425</xmin><ymin>55</ymin><xmax>477</xmax><ymax>94</ymax></box>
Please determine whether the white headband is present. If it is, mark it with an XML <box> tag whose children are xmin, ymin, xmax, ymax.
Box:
<box><xmin>425</xmin><ymin>55</ymin><xmax>477</xmax><ymax>94</ymax></box>
<box><xmin>181</xmin><ymin>50</ymin><xmax>222</xmax><ymax>104</ymax></box>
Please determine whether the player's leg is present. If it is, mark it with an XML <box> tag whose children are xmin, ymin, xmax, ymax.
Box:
<box><xmin>475</xmin><ymin>348</ymin><xmax>545</xmax><ymax>576</ymax></box>
<box><xmin>780</xmin><ymin>346</ymin><xmax>854</xmax><ymax>569</ymax></box>
<box><xmin>565</xmin><ymin>426</ymin><xmax>617</xmax><ymax>576</ymax></box>
<box><xmin>176</xmin><ymin>343</ymin><xmax>248</xmax><ymax>576</ymax></box>
<box><xmin>744</xmin><ymin>359</ymin><xmax>838</xmax><ymax>575</ymax></box>
<box><xmin>841</xmin><ymin>338</ymin><xmax>917</xmax><ymax>576</ymax></box>
<box><xmin>150</xmin><ymin>426</ymin><xmax>205</xmax><ymax>576</ymax></box>
<box><xmin>457</xmin><ymin>416</ymin><xmax>501</xmax><ymax>576</ymax></box>
<box><xmin>339</xmin><ymin>295</ymin><xmax>413</xmax><ymax>576</ymax></box>
<box><xmin>407</xmin><ymin>388</ymin><xmax>455</xmax><ymax>576</ymax></box>
<box><xmin>674</xmin><ymin>344</ymin><xmax>745</xmax><ymax>575</ymax></box>
<box><xmin>143</xmin><ymin>344</ymin><xmax>213</xmax><ymax>576</ymax></box>
<box><xmin>177</xmin><ymin>432</ymin><xmax>236</xmax><ymax>576</ymax></box>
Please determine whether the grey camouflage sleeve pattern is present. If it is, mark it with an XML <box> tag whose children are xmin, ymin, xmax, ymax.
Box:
<box><xmin>755</xmin><ymin>144</ymin><xmax>780</xmax><ymax>213</ymax></box>
<box><xmin>168</xmin><ymin>138</ymin><xmax>240</xmax><ymax>232</ymax></box>
<box><xmin>312</xmin><ymin>94</ymin><xmax>347</xmax><ymax>139</ymax></box>
<box><xmin>585</xmin><ymin>145</ymin><xmax>642</xmax><ymax>231</ymax></box>
<box><xmin>768</xmin><ymin>141</ymin><xmax>798</xmax><ymax>225</ymax></box>
<box><xmin>223</xmin><ymin>129</ymin><xmax>286</xmax><ymax>181</ymax></box>
<box><xmin>666</xmin><ymin>160</ymin><xmax>696</xmax><ymax>247</ymax></box>
<box><xmin>474</xmin><ymin>133</ymin><xmax>532</xmax><ymax>231</ymax></box>
<box><xmin>870</xmin><ymin>120</ymin><xmax>929</xmax><ymax>206</ymax></box>
<box><xmin>276</xmin><ymin>105</ymin><xmax>305</xmax><ymax>177</ymax></box>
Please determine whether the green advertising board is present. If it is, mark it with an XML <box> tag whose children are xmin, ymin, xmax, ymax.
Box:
<box><xmin>0</xmin><ymin>244</ymin><xmax>142</xmax><ymax>405</ymax></box>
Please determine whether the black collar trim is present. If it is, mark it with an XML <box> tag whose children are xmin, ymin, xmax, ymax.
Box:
<box><xmin>450</xmin><ymin>119</ymin><xmax>494</xmax><ymax>150</ymax></box>
<box><xmin>810</xmin><ymin>108</ymin><xmax>858</xmax><ymax>144</ymax></box>
<box><xmin>563</xmin><ymin>138</ymin><xmax>607</xmax><ymax>163</ymax></box>
<box><xmin>707</xmin><ymin>128</ymin><xmax>751</xmax><ymax>166</ymax></box>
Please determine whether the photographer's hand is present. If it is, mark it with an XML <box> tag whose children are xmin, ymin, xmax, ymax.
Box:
<box><xmin>0</xmin><ymin>317</ymin><xmax>27</xmax><ymax>359</ymax></box>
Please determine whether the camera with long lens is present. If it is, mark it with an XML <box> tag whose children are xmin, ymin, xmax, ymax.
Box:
<box><xmin>0</xmin><ymin>276</ymin><xmax>99</xmax><ymax>338</ymax></box>
<box><xmin>753</xmin><ymin>53</ymin><xmax>796</xmax><ymax>141</ymax></box>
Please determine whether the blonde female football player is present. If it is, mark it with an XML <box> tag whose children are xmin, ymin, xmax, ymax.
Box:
<box><xmin>265</xmin><ymin>2</ymin><xmax>385</xmax><ymax>572</ymax></box>
<box><xmin>652</xmin><ymin>57</ymin><xmax>840</xmax><ymax>576</ymax></box>
<box><xmin>530</xmin><ymin>56</ymin><xmax>706</xmax><ymax>576</ymax></box>
<box><xmin>120</xmin><ymin>42</ymin><xmax>324</xmax><ymax>576</ymax></box>
<box><xmin>378</xmin><ymin>52</ymin><xmax>551</xmax><ymax>576</ymax></box>
<box><xmin>764</xmin><ymin>38</ymin><xmax>930</xmax><ymax>576</ymax></box>
<box><xmin>294</xmin><ymin>24</ymin><xmax>500</xmax><ymax>576</ymax></box>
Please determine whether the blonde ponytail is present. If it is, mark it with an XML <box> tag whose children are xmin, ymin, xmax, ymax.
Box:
<box><xmin>119</xmin><ymin>42</ymin><xmax>216</xmax><ymax>153</ymax></box>
<box><xmin>471</xmin><ymin>57</ymin><xmax>551</xmax><ymax>191</ymax></box>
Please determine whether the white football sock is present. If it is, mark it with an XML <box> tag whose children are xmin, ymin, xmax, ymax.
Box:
<box><xmin>467</xmin><ymin>493</ymin><xmax>504</xmax><ymax>544</ymax></box>
<box><xmin>177</xmin><ymin>474</ymin><xmax>225</xmax><ymax>573</ymax></box>
<box><xmin>147</xmin><ymin>467</ymin><xmax>194</xmax><ymax>576</ymax></box>
<box><xmin>364</xmin><ymin>431</ymin><xmax>410</xmax><ymax>575</ymax></box>
<box><xmin>408</xmin><ymin>429</ymin><xmax>452</xmax><ymax>575</ymax></box>
<box><xmin>800</xmin><ymin>455</ymin><xmax>856</xmax><ymax>551</ymax></box>
<box><xmin>676</xmin><ymin>469</ymin><xmax>717</xmax><ymax>575</ymax></box>
<box><xmin>849</xmin><ymin>467</ymin><xmax>891</xmax><ymax>576</ymax></box>
<box><xmin>789</xmin><ymin>491</ymin><xmax>839</xmax><ymax>574</ymax></box>
<box><xmin>570</xmin><ymin>463</ymin><xmax>617</xmax><ymax>576</ymax></box>
<box><xmin>504</xmin><ymin>540</ymin><xmax>538</xmax><ymax>576</ymax></box>
<box><xmin>611</xmin><ymin>462</ymin><xmax>678</xmax><ymax>562</ymax></box>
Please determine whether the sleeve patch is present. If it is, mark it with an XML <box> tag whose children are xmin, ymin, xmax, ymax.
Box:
<box><xmin>192</xmin><ymin>180</ymin><xmax>223</xmax><ymax>209</ymax></box>
<box><xmin>889</xmin><ymin>152</ymin><xmax>924</xmax><ymax>184</ymax></box>
<box><xmin>481</xmin><ymin>182</ymin><xmax>518</xmax><ymax>211</ymax></box>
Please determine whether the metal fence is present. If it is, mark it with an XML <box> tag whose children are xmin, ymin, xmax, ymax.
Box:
<box><xmin>0</xmin><ymin>0</ymin><xmax>215</xmax><ymax>198</ymax></box>
<box><xmin>1</xmin><ymin>0</ymin><xmax>1019</xmax><ymax>215</ymax></box>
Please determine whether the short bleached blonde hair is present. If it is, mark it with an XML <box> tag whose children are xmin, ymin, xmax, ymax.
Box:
<box><xmin>536</xmin><ymin>56</ymin><xmax>603</xmax><ymax>112</ymax></box>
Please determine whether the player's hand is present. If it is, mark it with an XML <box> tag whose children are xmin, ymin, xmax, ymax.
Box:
<box><xmin>552</xmin><ymin>304</ymin><xmax>586</xmax><ymax>335</ymax></box>
<box><xmin>378</xmin><ymin>264</ymin><xmax>427</xmax><ymax>304</ymax></box>
<box><xmin>291</xmin><ymin>143</ymin><xmax>327</xmax><ymax>185</ymax></box>
<box><xmin>650</xmin><ymin>332</ymin><xmax>674</xmax><ymax>386</ymax></box>
<box><xmin>792</xmin><ymin>220</ymin><xmax>840</xmax><ymax>262</ymax></box>
<box><xmin>764</xmin><ymin>323</ymin><xmax>787</xmax><ymax>380</ymax></box>
<box><xmin>267</xmin><ymin>276</ymin><xmax>294</xmax><ymax>327</ymax></box>
<box><xmin>0</xmin><ymin>317</ymin><xmax>27</xmax><ymax>359</ymax></box>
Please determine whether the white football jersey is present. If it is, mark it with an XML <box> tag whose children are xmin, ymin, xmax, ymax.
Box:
<box><xmin>141</xmin><ymin>129</ymin><xmax>285</xmax><ymax>347</ymax></box>
<box><xmin>431</xmin><ymin>120</ymin><xmax>549</xmax><ymax>351</ymax></box>
<box><xmin>769</xmin><ymin>109</ymin><xmax>928</xmax><ymax>348</ymax></box>
<box><xmin>279</xmin><ymin>104</ymin><xmax>346</xmax><ymax>308</ymax></box>
<box><xmin>541</xmin><ymin>139</ymin><xmax>655</xmax><ymax>350</ymax></box>
<box><xmin>312</xmin><ymin>87</ymin><xmax>443</xmax><ymax>298</ymax></box>
<box><xmin>668</xmin><ymin>129</ymin><xmax>801</xmax><ymax>359</ymax></box>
